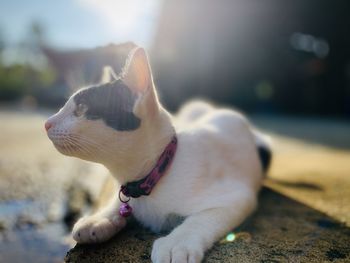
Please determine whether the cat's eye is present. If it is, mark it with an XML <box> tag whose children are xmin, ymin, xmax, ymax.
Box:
<box><xmin>74</xmin><ymin>103</ymin><xmax>88</xmax><ymax>117</ymax></box>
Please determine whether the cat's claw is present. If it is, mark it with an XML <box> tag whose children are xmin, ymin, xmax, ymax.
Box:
<box><xmin>151</xmin><ymin>236</ymin><xmax>204</xmax><ymax>263</ymax></box>
<box><xmin>72</xmin><ymin>214</ymin><xmax>126</xmax><ymax>243</ymax></box>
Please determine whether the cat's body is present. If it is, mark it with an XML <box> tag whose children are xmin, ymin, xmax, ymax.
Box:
<box><xmin>132</xmin><ymin>101</ymin><xmax>265</xmax><ymax>232</ymax></box>
<box><xmin>45</xmin><ymin>46</ymin><xmax>271</xmax><ymax>263</ymax></box>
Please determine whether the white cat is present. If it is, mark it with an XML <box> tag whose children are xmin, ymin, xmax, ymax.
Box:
<box><xmin>45</xmin><ymin>46</ymin><xmax>271</xmax><ymax>263</ymax></box>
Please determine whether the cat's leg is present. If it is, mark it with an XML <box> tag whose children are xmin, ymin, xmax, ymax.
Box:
<box><xmin>72</xmin><ymin>195</ymin><xmax>126</xmax><ymax>243</ymax></box>
<box><xmin>151</xmin><ymin>189</ymin><xmax>257</xmax><ymax>263</ymax></box>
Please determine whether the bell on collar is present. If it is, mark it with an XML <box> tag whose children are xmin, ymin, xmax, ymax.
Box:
<box><xmin>119</xmin><ymin>203</ymin><xmax>133</xmax><ymax>217</ymax></box>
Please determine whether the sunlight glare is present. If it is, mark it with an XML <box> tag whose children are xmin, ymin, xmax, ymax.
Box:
<box><xmin>77</xmin><ymin>0</ymin><xmax>161</xmax><ymax>46</ymax></box>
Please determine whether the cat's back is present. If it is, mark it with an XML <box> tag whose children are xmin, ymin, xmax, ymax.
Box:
<box><xmin>177</xmin><ymin>104</ymin><xmax>254</xmax><ymax>146</ymax></box>
<box><xmin>169</xmin><ymin>105</ymin><xmax>262</xmax><ymax>204</ymax></box>
<box><xmin>175</xmin><ymin>104</ymin><xmax>260</xmax><ymax>177</ymax></box>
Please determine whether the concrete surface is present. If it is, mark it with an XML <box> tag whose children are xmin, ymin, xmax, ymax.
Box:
<box><xmin>0</xmin><ymin>110</ymin><xmax>108</xmax><ymax>263</ymax></box>
<box><xmin>65</xmin><ymin>121</ymin><xmax>350</xmax><ymax>262</ymax></box>
<box><xmin>65</xmin><ymin>187</ymin><xmax>350</xmax><ymax>263</ymax></box>
<box><xmin>0</xmin><ymin>110</ymin><xmax>348</xmax><ymax>262</ymax></box>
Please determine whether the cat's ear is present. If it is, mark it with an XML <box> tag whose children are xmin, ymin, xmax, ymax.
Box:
<box><xmin>100</xmin><ymin>66</ymin><xmax>117</xmax><ymax>84</ymax></box>
<box><xmin>122</xmin><ymin>47</ymin><xmax>153</xmax><ymax>94</ymax></box>
<box><xmin>122</xmin><ymin>47</ymin><xmax>159</xmax><ymax>116</ymax></box>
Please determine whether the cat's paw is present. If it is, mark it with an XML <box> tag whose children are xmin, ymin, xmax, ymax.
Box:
<box><xmin>151</xmin><ymin>236</ymin><xmax>204</xmax><ymax>263</ymax></box>
<box><xmin>72</xmin><ymin>214</ymin><xmax>126</xmax><ymax>244</ymax></box>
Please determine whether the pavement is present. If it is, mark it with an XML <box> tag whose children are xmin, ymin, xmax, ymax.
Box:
<box><xmin>65</xmin><ymin>117</ymin><xmax>350</xmax><ymax>263</ymax></box>
<box><xmin>1</xmin><ymin>110</ymin><xmax>348</xmax><ymax>262</ymax></box>
<box><xmin>0</xmin><ymin>110</ymin><xmax>108</xmax><ymax>263</ymax></box>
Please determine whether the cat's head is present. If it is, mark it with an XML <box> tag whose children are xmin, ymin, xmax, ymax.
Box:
<box><xmin>45</xmin><ymin>47</ymin><xmax>164</xmax><ymax>164</ymax></box>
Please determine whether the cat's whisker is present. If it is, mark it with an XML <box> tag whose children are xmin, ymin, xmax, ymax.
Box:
<box><xmin>65</xmin><ymin>137</ymin><xmax>92</xmax><ymax>156</ymax></box>
<box><xmin>64</xmin><ymin>138</ymin><xmax>79</xmax><ymax>150</ymax></box>
<box><xmin>61</xmin><ymin>141</ymin><xmax>72</xmax><ymax>155</ymax></box>
<box><xmin>69</xmin><ymin>134</ymin><xmax>114</xmax><ymax>155</ymax></box>
<box><xmin>60</xmin><ymin>136</ymin><xmax>86</xmax><ymax>155</ymax></box>
<box><xmin>76</xmin><ymin>142</ymin><xmax>95</xmax><ymax>157</ymax></box>
<box><xmin>68</xmin><ymin>136</ymin><xmax>104</xmax><ymax>153</ymax></box>
<box><xmin>66</xmin><ymin>135</ymin><xmax>107</xmax><ymax>157</ymax></box>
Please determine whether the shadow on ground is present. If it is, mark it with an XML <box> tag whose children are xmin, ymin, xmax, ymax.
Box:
<box><xmin>65</xmin><ymin>187</ymin><xmax>350</xmax><ymax>263</ymax></box>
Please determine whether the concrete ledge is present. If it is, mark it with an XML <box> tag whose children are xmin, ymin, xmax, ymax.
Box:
<box><xmin>65</xmin><ymin>188</ymin><xmax>350</xmax><ymax>262</ymax></box>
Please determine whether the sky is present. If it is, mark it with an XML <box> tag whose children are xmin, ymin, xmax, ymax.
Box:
<box><xmin>0</xmin><ymin>0</ymin><xmax>162</xmax><ymax>49</ymax></box>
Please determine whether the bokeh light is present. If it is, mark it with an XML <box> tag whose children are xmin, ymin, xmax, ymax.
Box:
<box><xmin>226</xmin><ymin>232</ymin><xmax>236</xmax><ymax>242</ymax></box>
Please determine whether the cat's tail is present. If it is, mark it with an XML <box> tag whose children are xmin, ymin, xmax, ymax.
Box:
<box><xmin>253</xmin><ymin>130</ymin><xmax>273</xmax><ymax>173</ymax></box>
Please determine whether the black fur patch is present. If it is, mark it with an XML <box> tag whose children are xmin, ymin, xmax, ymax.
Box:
<box><xmin>258</xmin><ymin>146</ymin><xmax>272</xmax><ymax>172</ymax></box>
<box><xmin>73</xmin><ymin>80</ymin><xmax>141</xmax><ymax>131</ymax></box>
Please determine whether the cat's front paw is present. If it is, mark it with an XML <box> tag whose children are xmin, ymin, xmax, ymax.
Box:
<box><xmin>151</xmin><ymin>236</ymin><xmax>204</xmax><ymax>263</ymax></box>
<box><xmin>72</xmin><ymin>214</ymin><xmax>126</xmax><ymax>244</ymax></box>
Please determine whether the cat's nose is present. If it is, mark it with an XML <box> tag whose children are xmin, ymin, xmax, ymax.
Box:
<box><xmin>44</xmin><ymin>121</ymin><xmax>53</xmax><ymax>132</ymax></box>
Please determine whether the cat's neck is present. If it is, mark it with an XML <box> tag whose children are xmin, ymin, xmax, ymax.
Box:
<box><xmin>104</xmin><ymin>109</ymin><xmax>175</xmax><ymax>185</ymax></box>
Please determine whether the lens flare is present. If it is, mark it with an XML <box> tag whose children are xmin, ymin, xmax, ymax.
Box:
<box><xmin>226</xmin><ymin>232</ymin><xmax>236</xmax><ymax>242</ymax></box>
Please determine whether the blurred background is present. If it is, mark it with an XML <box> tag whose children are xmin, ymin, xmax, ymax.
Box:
<box><xmin>0</xmin><ymin>0</ymin><xmax>349</xmax><ymax>262</ymax></box>
<box><xmin>0</xmin><ymin>0</ymin><xmax>350</xmax><ymax>116</ymax></box>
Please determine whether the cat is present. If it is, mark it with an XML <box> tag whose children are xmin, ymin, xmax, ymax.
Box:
<box><xmin>45</xmin><ymin>45</ymin><xmax>271</xmax><ymax>263</ymax></box>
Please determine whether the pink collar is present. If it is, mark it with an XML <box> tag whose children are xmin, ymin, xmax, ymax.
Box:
<box><xmin>118</xmin><ymin>135</ymin><xmax>178</xmax><ymax>217</ymax></box>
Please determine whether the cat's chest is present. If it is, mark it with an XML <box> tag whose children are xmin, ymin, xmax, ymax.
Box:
<box><xmin>130</xmin><ymin>197</ymin><xmax>183</xmax><ymax>232</ymax></box>
<box><xmin>130</xmin><ymin>198</ymin><xmax>165</xmax><ymax>232</ymax></box>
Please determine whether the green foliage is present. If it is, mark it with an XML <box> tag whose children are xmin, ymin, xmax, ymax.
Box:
<box><xmin>0</xmin><ymin>64</ymin><xmax>56</xmax><ymax>101</ymax></box>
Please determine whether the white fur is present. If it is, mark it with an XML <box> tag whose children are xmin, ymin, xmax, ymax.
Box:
<box><xmin>46</xmin><ymin>47</ymin><xmax>270</xmax><ymax>263</ymax></box>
